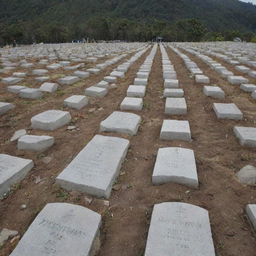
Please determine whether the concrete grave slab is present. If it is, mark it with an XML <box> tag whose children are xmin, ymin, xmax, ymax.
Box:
<box><xmin>64</xmin><ymin>95</ymin><xmax>89</xmax><ymax>110</ymax></box>
<box><xmin>127</xmin><ymin>85</ymin><xmax>146</xmax><ymax>98</ymax></box>
<box><xmin>234</xmin><ymin>126</ymin><xmax>256</xmax><ymax>147</ymax></box>
<box><xmin>100</xmin><ymin>111</ymin><xmax>141</xmax><ymax>135</ymax></box>
<box><xmin>203</xmin><ymin>86</ymin><xmax>225</xmax><ymax>99</ymax></box>
<box><xmin>165</xmin><ymin>98</ymin><xmax>187</xmax><ymax>115</ymax></box>
<box><xmin>0</xmin><ymin>102</ymin><xmax>15</xmax><ymax>115</ymax></box>
<box><xmin>120</xmin><ymin>97</ymin><xmax>143</xmax><ymax>111</ymax></box>
<box><xmin>85</xmin><ymin>86</ymin><xmax>108</xmax><ymax>98</ymax></box>
<box><xmin>213</xmin><ymin>103</ymin><xmax>243</xmax><ymax>120</ymax></box>
<box><xmin>56</xmin><ymin>135</ymin><xmax>129</xmax><ymax>198</ymax></box>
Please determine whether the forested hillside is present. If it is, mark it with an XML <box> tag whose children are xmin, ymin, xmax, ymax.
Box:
<box><xmin>0</xmin><ymin>0</ymin><xmax>256</xmax><ymax>44</ymax></box>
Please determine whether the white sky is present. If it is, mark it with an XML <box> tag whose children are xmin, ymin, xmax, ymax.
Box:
<box><xmin>240</xmin><ymin>0</ymin><xmax>256</xmax><ymax>4</ymax></box>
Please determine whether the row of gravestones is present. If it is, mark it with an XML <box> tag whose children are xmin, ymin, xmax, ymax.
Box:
<box><xmin>168</xmin><ymin>45</ymin><xmax>256</xmax><ymax>147</ymax></box>
<box><xmin>0</xmin><ymin>44</ymin><xmax>156</xmax><ymax>254</ymax></box>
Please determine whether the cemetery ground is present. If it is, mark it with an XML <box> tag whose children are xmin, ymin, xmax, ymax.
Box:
<box><xmin>0</xmin><ymin>43</ymin><xmax>256</xmax><ymax>256</ymax></box>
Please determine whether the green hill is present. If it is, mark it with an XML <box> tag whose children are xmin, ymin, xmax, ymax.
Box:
<box><xmin>1</xmin><ymin>0</ymin><xmax>256</xmax><ymax>44</ymax></box>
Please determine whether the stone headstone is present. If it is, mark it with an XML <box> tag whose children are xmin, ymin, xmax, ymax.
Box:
<box><xmin>7</xmin><ymin>85</ymin><xmax>27</xmax><ymax>94</ymax></box>
<box><xmin>246</xmin><ymin>204</ymin><xmax>256</xmax><ymax>231</ymax></box>
<box><xmin>213</xmin><ymin>103</ymin><xmax>243</xmax><ymax>120</ymax></box>
<box><xmin>195</xmin><ymin>75</ymin><xmax>210</xmax><ymax>84</ymax></box>
<box><xmin>19</xmin><ymin>88</ymin><xmax>43</xmax><ymax>99</ymax></box>
<box><xmin>58</xmin><ymin>76</ymin><xmax>80</xmax><ymax>85</ymax></box>
<box><xmin>85</xmin><ymin>86</ymin><xmax>108</xmax><ymax>98</ymax></box>
<box><xmin>40</xmin><ymin>82</ymin><xmax>59</xmax><ymax>93</ymax></box>
<box><xmin>0</xmin><ymin>154</ymin><xmax>33</xmax><ymax>197</ymax></box>
<box><xmin>100</xmin><ymin>111</ymin><xmax>141</xmax><ymax>135</ymax></box>
<box><xmin>228</xmin><ymin>76</ymin><xmax>249</xmax><ymax>85</ymax></box>
<box><xmin>56</xmin><ymin>135</ymin><xmax>129</xmax><ymax>198</ymax></box>
<box><xmin>152</xmin><ymin>147</ymin><xmax>198</xmax><ymax>188</ymax></box>
<box><xmin>18</xmin><ymin>135</ymin><xmax>54</xmax><ymax>152</ymax></box>
<box><xmin>160</xmin><ymin>120</ymin><xmax>191</xmax><ymax>141</ymax></box>
<box><xmin>165</xmin><ymin>98</ymin><xmax>187</xmax><ymax>115</ymax></box>
<box><xmin>236</xmin><ymin>165</ymin><xmax>256</xmax><ymax>185</ymax></box>
<box><xmin>2</xmin><ymin>77</ymin><xmax>23</xmax><ymax>85</ymax></box>
<box><xmin>120</xmin><ymin>97</ymin><xmax>143</xmax><ymax>111</ymax></box>
<box><xmin>163</xmin><ymin>89</ymin><xmax>184</xmax><ymax>98</ymax></box>
<box><xmin>0</xmin><ymin>102</ymin><xmax>15</xmax><ymax>115</ymax></box>
<box><xmin>127</xmin><ymin>85</ymin><xmax>146</xmax><ymax>98</ymax></box>
<box><xmin>10</xmin><ymin>203</ymin><xmax>101</xmax><ymax>256</ymax></box>
<box><xmin>64</xmin><ymin>95</ymin><xmax>89</xmax><ymax>110</ymax></box>
<box><xmin>31</xmin><ymin>110</ymin><xmax>71</xmax><ymax>131</ymax></box>
<box><xmin>144</xmin><ymin>202</ymin><xmax>215</xmax><ymax>256</ymax></box>
<box><xmin>74</xmin><ymin>71</ymin><xmax>90</xmax><ymax>79</ymax></box>
<box><xmin>164</xmin><ymin>79</ymin><xmax>179</xmax><ymax>88</ymax></box>
<box><xmin>203</xmin><ymin>86</ymin><xmax>225</xmax><ymax>99</ymax></box>
<box><xmin>234</xmin><ymin>126</ymin><xmax>256</xmax><ymax>147</ymax></box>
<box><xmin>240</xmin><ymin>84</ymin><xmax>256</xmax><ymax>92</ymax></box>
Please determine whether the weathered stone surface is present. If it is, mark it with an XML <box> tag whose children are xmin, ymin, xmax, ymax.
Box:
<box><xmin>120</xmin><ymin>97</ymin><xmax>143</xmax><ymax>111</ymax></box>
<box><xmin>40</xmin><ymin>82</ymin><xmax>58</xmax><ymax>93</ymax></box>
<box><xmin>145</xmin><ymin>202</ymin><xmax>215</xmax><ymax>256</ymax></box>
<box><xmin>0</xmin><ymin>154</ymin><xmax>34</xmax><ymax>197</ymax></box>
<box><xmin>234</xmin><ymin>126</ymin><xmax>256</xmax><ymax>147</ymax></box>
<box><xmin>236</xmin><ymin>165</ymin><xmax>256</xmax><ymax>185</ymax></box>
<box><xmin>228</xmin><ymin>76</ymin><xmax>249</xmax><ymax>85</ymax></box>
<box><xmin>35</xmin><ymin>76</ymin><xmax>49</xmax><ymax>82</ymax></box>
<box><xmin>104</xmin><ymin>76</ymin><xmax>117</xmax><ymax>83</ymax></box>
<box><xmin>152</xmin><ymin>147</ymin><xmax>198</xmax><ymax>188</ymax></box>
<box><xmin>10</xmin><ymin>203</ymin><xmax>101</xmax><ymax>256</ymax></box>
<box><xmin>74</xmin><ymin>71</ymin><xmax>90</xmax><ymax>78</ymax></box>
<box><xmin>213</xmin><ymin>103</ymin><xmax>243</xmax><ymax>120</ymax></box>
<box><xmin>95</xmin><ymin>81</ymin><xmax>109</xmax><ymax>89</ymax></box>
<box><xmin>100</xmin><ymin>111</ymin><xmax>141</xmax><ymax>135</ymax></box>
<box><xmin>7</xmin><ymin>85</ymin><xmax>26</xmax><ymax>94</ymax></box>
<box><xmin>246</xmin><ymin>204</ymin><xmax>256</xmax><ymax>231</ymax></box>
<box><xmin>13</xmin><ymin>72</ymin><xmax>26</xmax><ymax>77</ymax></box>
<box><xmin>252</xmin><ymin>91</ymin><xmax>256</xmax><ymax>99</ymax></box>
<box><xmin>134</xmin><ymin>78</ymin><xmax>147</xmax><ymax>86</ymax></box>
<box><xmin>2</xmin><ymin>77</ymin><xmax>23</xmax><ymax>85</ymax></box>
<box><xmin>110</xmin><ymin>71</ymin><xmax>125</xmax><ymax>78</ymax></box>
<box><xmin>0</xmin><ymin>102</ymin><xmax>15</xmax><ymax>115</ymax></box>
<box><xmin>165</xmin><ymin>98</ymin><xmax>187</xmax><ymax>115</ymax></box>
<box><xmin>163</xmin><ymin>88</ymin><xmax>184</xmax><ymax>98</ymax></box>
<box><xmin>31</xmin><ymin>110</ymin><xmax>71</xmax><ymax>131</ymax></box>
<box><xmin>240</xmin><ymin>84</ymin><xmax>256</xmax><ymax>92</ymax></box>
<box><xmin>85</xmin><ymin>86</ymin><xmax>108</xmax><ymax>98</ymax></box>
<box><xmin>32</xmin><ymin>69</ymin><xmax>48</xmax><ymax>75</ymax></box>
<box><xmin>127</xmin><ymin>85</ymin><xmax>146</xmax><ymax>98</ymax></box>
<box><xmin>56</xmin><ymin>135</ymin><xmax>129</xmax><ymax>198</ymax></box>
<box><xmin>18</xmin><ymin>135</ymin><xmax>54</xmax><ymax>152</ymax></box>
<box><xmin>203</xmin><ymin>86</ymin><xmax>225</xmax><ymax>99</ymax></box>
<box><xmin>195</xmin><ymin>75</ymin><xmax>210</xmax><ymax>84</ymax></box>
<box><xmin>164</xmin><ymin>79</ymin><xmax>179</xmax><ymax>88</ymax></box>
<box><xmin>58</xmin><ymin>76</ymin><xmax>80</xmax><ymax>85</ymax></box>
<box><xmin>160</xmin><ymin>120</ymin><xmax>191</xmax><ymax>141</ymax></box>
<box><xmin>64</xmin><ymin>95</ymin><xmax>89</xmax><ymax>110</ymax></box>
<box><xmin>19</xmin><ymin>88</ymin><xmax>43</xmax><ymax>99</ymax></box>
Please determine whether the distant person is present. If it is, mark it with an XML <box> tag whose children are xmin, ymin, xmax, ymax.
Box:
<box><xmin>12</xmin><ymin>40</ymin><xmax>17</xmax><ymax>47</ymax></box>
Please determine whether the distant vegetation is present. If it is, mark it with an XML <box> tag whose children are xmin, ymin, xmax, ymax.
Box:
<box><xmin>0</xmin><ymin>0</ymin><xmax>256</xmax><ymax>45</ymax></box>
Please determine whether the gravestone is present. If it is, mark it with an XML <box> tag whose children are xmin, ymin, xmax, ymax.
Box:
<box><xmin>95</xmin><ymin>81</ymin><xmax>109</xmax><ymax>89</ymax></box>
<box><xmin>160</xmin><ymin>120</ymin><xmax>191</xmax><ymax>141</ymax></box>
<box><xmin>240</xmin><ymin>84</ymin><xmax>256</xmax><ymax>92</ymax></box>
<box><xmin>195</xmin><ymin>75</ymin><xmax>210</xmax><ymax>84</ymax></box>
<box><xmin>120</xmin><ymin>97</ymin><xmax>143</xmax><ymax>111</ymax></box>
<box><xmin>163</xmin><ymin>89</ymin><xmax>184</xmax><ymax>98</ymax></box>
<box><xmin>40</xmin><ymin>82</ymin><xmax>58</xmax><ymax>93</ymax></box>
<box><xmin>7</xmin><ymin>85</ymin><xmax>26</xmax><ymax>94</ymax></box>
<box><xmin>134</xmin><ymin>78</ymin><xmax>147</xmax><ymax>86</ymax></box>
<box><xmin>104</xmin><ymin>76</ymin><xmax>117</xmax><ymax>83</ymax></box>
<box><xmin>234</xmin><ymin>126</ymin><xmax>256</xmax><ymax>147</ymax></box>
<box><xmin>56</xmin><ymin>135</ymin><xmax>129</xmax><ymax>198</ymax></box>
<box><xmin>228</xmin><ymin>76</ymin><xmax>249</xmax><ymax>85</ymax></box>
<box><xmin>127</xmin><ymin>85</ymin><xmax>146</xmax><ymax>98</ymax></box>
<box><xmin>236</xmin><ymin>165</ymin><xmax>256</xmax><ymax>185</ymax></box>
<box><xmin>18</xmin><ymin>135</ymin><xmax>54</xmax><ymax>152</ymax></box>
<box><xmin>213</xmin><ymin>103</ymin><xmax>243</xmax><ymax>120</ymax></box>
<box><xmin>144</xmin><ymin>202</ymin><xmax>216</xmax><ymax>256</ymax></box>
<box><xmin>165</xmin><ymin>98</ymin><xmax>187</xmax><ymax>115</ymax></box>
<box><xmin>0</xmin><ymin>154</ymin><xmax>34</xmax><ymax>197</ymax></box>
<box><xmin>19</xmin><ymin>88</ymin><xmax>43</xmax><ymax>99</ymax></box>
<box><xmin>31</xmin><ymin>110</ymin><xmax>71</xmax><ymax>131</ymax></box>
<box><xmin>74</xmin><ymin>71</ymin><xmax>90</xmax><ymax>79</ymax></box>
<box><xmin>203</xmin><ymin>86</ymin><xmax>225</xmax><ymax>99</ymax></box>
<box><xmin>10</xmin><ymin>203</ymin><xmax>101</xmax><ymax>256</ymax></box>
<box><xmin>64</xmin><ymin>95</ymin><xmax>89</xmax><ymax>110</ymax></box>
<box><xmin>152</xmin><ymin>147</ymin><xmax>198</xmax><ymax>188</ymax></box>
<box><xmin>85</xmin><ymin>86</ymin><xmax>108</xmax><ymax>98</ymax></box>
<box><xmin>32</xmin><ymin>69</ymin><xmax>48</xmax><ymax>75</ymax></box>
<box><xmin>164</xmin><ymin>79</ymin><xmax>179</xmax><ymax>88</ymax></box>
<box><xmin>58</xmin><ymin>76</ymin><xmax>80</xmax><ymax>85</ymax></box>
<box><xmin>0</xmin><ymin>102</ymin><xmax>15</xmax><ymax>115</ymax></box>
<box><xmin>2</xmin><ymin>77</ymin><xmax>23</xmax><ymax>85</ymax></box>
<box><xmin>246</xmin><ymin>204</ymin><xmax>256</xmax><ymax>231</ymax></box>
<box><xmin>100</xmin><ymin>111</ymin><xmax>141</xmax><ymax>135</ymax></box>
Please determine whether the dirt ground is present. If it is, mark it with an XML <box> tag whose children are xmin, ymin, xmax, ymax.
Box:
<box><xmin>0</xmin><ymin>45</ymin><xmax>256</xmax><ymax>256</ymax></box>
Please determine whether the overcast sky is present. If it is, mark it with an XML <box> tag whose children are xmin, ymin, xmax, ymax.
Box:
<box><xmin>240</xmin><ymin>0</ymin><xmax>256</xmax><ymax>4</ymax></box>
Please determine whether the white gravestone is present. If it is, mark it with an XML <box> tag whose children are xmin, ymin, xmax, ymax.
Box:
<box><xmin>165</xmin><ymin>98</ymin><xmax>187</xmax><ymax>115</ymax></box>
<box><xmin>246</xmin><ymin>204</ymin><xmax>256</xmax><ymax>231</ymax></box>
<box><xmin>100</xmin><ymin>111</ymin><xmax>141</xmax><ymax>135</ymax></box>
<box><xmin>120</xmin><ymin>97</ymin><xmax>143</xmax><ymax>111</ymax></box>
<box><xmin>64</xmin><ymin>95</ymin><xmax>89</xmax><ymax>110</ymax></box>
<box><xmin>152</xmin><ymin>147</ymin><xmax>198</xmax><ymax>188</ymax></box>
<box><xmin>10</xmin><ymin>203</ymin><xmax>101</xmax><ymax>256</ymax></box>
<box><xmin>127</xmin><ymin>85</ymin><xmax>146</xmax><ymax>98</ymax></box>
<box><xmin>234</xmin><ymin>126</ymin><xmax>256</xmax><ymax>147</ymax></box>
<box><xmin>213</xmin><ymin>103</ymin><xmax>243</xmax><ymax>120</ymax></box>
<box><xmin>56</xmin><ymin>135</ymin><xmax>129</xmax><ymax>198</ymax></box>
<box><xmin>203</xmin><ymin>86</ymin><xmax>225</xmax><ymax>99</ymax></box>
<box><xmin>144</xmin><ymin>202</ymin><xmax>216</xmax><ymax>256</ymax></box>
<box><xmin>31</xmin><ymin>110</ymin><xmax>71</xmax><ymax>131</ymax></box>
<box><xmin>0</xmin><ymin>102</ymin><xmax>15</xmax><ymax>115</ymax></box>
<box><xmin>0</xmin><ymin>154</ymin><xmax>34</xmax><ymax>197</ymax></box>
